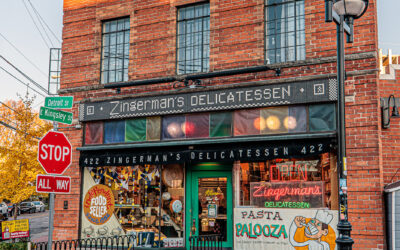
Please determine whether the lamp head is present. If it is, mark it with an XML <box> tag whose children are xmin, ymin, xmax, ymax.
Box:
<box><xmin>333</xmin><ymin>0</ymin><xmax>369</xmax><ymax>19</ymax></box>
<box><xmin>392</xmin><ymin>105</ymin><xmax>400</xmax><ymax>117</ymax></box>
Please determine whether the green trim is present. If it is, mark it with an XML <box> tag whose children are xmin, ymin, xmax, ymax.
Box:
<box><xmin>77</xmin><ymin>132</ymin><xmax>336</xmax><ymax>151</ymax></box>
<box><xmin>185</xmin><ymin>167</ymin><xmax>233</xmax><ymax>249</ymax></box>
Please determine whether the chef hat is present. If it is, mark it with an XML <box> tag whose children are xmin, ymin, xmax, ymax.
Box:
<box><xmin>315</xmin><ymin>210</ymin><xmax>333</xmax><ymax>225</ymax></box>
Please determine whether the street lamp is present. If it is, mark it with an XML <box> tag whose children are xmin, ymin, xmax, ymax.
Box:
<box><xmin>324</xmin><ymin>0</ymin><xmax>369</xmax><ymax>249</ymax></box>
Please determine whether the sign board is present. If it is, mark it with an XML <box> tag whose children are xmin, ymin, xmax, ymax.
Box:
<box><xmin>45</xmin><ymin>96</ymin><xmax>74</xmax><ymax>109</ymax></box>
<box><xmin>79</xmin><ymin>79</ymin><xmax>337</xmax><ymax>122</ymax></box>
<box><xmin>38</xmin><ymin>131</ymin><xmax>72</xmax><ymax>175</ymax></box>
<box><xmin>36</xmin><ymin>174</ymin><xmax>71</xmax><ymax>193</ymax></box>
<box><xmin>1</xmin><ymin>219</ymin><xmax>30</xmax><ymax>240</ymax></box>
<box><xmin>39</xmin><ymin>106</ymin><xmax>73</xmax><ymax>125</ymax></box>
<box><xmin>80</xmin><ymin>140</ymin><xmax>333</xmax><ymax>167</ymax></box>
<box><xmin>234</xmin><ymin>208</ymin><xmax>338</xmax><ymax>250</ymax></box>
<box><xmin>83</xmin><ymin>184</ymin><xmax>115</xmax><ymax>225</ymax></box>
<box><xmin>250</xmin><ymin>181</ymin><xmax>324</xmax><ymax>209</ymax></box>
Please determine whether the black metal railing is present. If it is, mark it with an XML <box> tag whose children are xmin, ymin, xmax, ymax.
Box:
<box><xmin>32</xmin><ymin>235</ymin><xmax>136</xmax><ymax>250</ymax></box>
<box><xmin>189</xmin><ymin>235</ymin><xmax>222</xmax><ymax>250</ymax></box>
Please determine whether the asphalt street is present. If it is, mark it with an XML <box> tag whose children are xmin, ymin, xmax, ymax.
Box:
<box><xmin>7</xmin><ymin>210</ymin><xmax>49</xmax><ymax>242</ymax></box>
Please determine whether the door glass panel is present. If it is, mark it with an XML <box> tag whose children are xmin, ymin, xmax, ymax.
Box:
<box><xmin>198</xmin><ymin>177</ymin><xmax>227</xmax><ymax>241</ymax></box>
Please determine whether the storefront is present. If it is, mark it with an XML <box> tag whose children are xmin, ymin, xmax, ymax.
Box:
<box><xmin>77</xmin><ymin>79</ymin><xmax>340</xmax><ymax>249</ymax></box>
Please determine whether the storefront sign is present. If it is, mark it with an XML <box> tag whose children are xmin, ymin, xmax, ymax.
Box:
<box><xmin>234</xmin><ymin>208</ymin><xmax>338</xmax><ymax>249</ymax></box>
<box><xmin>1</xmin><ymin>219</ymin><xmax>30</xmax><ymax>239</ymax></box>
<box><xmin>83</xmin><ymin>184</ymin><xmax>115</xmax><ymax>225</ymax></box>
<box><xmin>80</xmin><ymin>140</ymin><xmax>332</xmax><ymax>167</ymax></box>
<box><xmin>250</xmin><ymin>182</ymin><xmax>324</xmax><ymax>208</ymax></box>
<box><xmin>79</xmin><ymin>79</ymin><xmax>337</xmax><ymax>121</ymax></box>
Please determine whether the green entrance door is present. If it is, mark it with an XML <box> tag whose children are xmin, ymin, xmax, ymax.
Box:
<box><xmin>186</xmin><ymin>165</ymin><xmax>233</xmax><ymax>249</ymax></box>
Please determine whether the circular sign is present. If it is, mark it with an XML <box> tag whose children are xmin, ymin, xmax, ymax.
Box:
<box><xmin>170</xmin><ymin>199</ymin><xmax>183</xmax><ymax>213</ymax></box>
<box><xmin>162</xmin><ymin>192</ymin><xmax>171</xmax><ymax>201</ymax></box>
<box><xmin>162</xmin><ymin>164</ymin><xmax>183</xmax><ymax>188</ymax></box>
<box><xmin>83</xmin><ymin>184</ymin><xmax>115</xmax><ymax>225</ymax></box>
<box><xmin>38</xmin><ymin>131</ymin><xmax>72</xmax><ymax>175</ymax></box>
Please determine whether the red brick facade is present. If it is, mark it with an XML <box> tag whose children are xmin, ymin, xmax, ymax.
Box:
<box><xmin>55</xmin><ymin>0</ymin><xmax>388</xmax><ymax>249</ymax></box>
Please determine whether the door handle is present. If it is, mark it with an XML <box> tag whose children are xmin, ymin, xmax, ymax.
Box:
<box><xmin>191</xmin><ymin>218</ymin><xmax>196</xmax><ymax>235</ymax></box>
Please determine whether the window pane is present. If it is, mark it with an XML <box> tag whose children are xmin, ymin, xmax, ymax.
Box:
<box><xmin>210</xmin><ymin>112</ymin><xmax>232</xmax><ymax>137</ymax></box>
<box><xmin>309</xmin><ymin>104</ymin><xmax>336</xmax><ymax>132</ymax></box>
<box><xmin>85</xmin><ymin>122</ymin><xmax>104</xmax><ymax>145</ymax></box>
<box><xmin>162</xmin><ymin>116</ymin><xmax>186</xmax><ymax>140</ymax></box>
<box><xmin>104</xmin><ymin>120</ymin><xmax>125</xmax><ymax>143</ymax></box>
<box><xmin>265</xmin><ymin>0</ymin><xmax>305</xmax><ymax>63</ymax></box>
<box><xmin>234</xmin><ymin>109</ymin><xmax>260</xmax><ymax>136</ymax></box>
<box><xmin>177</xmin><ymin>3</ymin><xmax>210</xmax><ymax>74</ymax></box>
<box><xmin>101</xmin><ymin>18</ymin><xmax>130</xmax><ymax>84</ymax></box>
<box><xmin>125</xmin><ymin>118</ymin><xmax>146</xmax><ymax>142</ymax></box>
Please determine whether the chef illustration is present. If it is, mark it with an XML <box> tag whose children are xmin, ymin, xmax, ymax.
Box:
<box><xmin>289</xmin><ymin>210</ymin><xmax>334</xmax><ymax>250</ymax></box>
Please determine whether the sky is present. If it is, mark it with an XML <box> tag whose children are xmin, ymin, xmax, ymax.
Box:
<box><xmin>0</xmin><ymin>0</ymin><xmax>398</xmax><ymax>110</ymax></box>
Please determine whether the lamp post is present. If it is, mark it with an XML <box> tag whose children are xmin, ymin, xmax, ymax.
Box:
<box><xmin>324</xmin><ymin>0</ymin><xmax>369</xmax><ymax>249</ymax></box>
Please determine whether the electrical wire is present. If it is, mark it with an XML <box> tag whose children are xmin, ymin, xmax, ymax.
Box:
<box><xmin>0</xmin><ymin>66</ymin><xmax>46</xmax><ymax>97</ymax></box>
<box><xmin>22</xmin><ymin>0</ymin><xmax>50</xmax><ymax>49</ymax></box>
<box><xmin>24</xmin><ymin>0</ymin><xmax>55</xmax><ymax>48</ymax></box>
<box><xmin>0</xmin><ymin>100</ymin><xmax>48</xmax><ymax>130</ymax></box>
<box><xmin>0</xmin><ymin>55</ymin><xmax>48</xmax><ymax>95</ymax></box>
<box><xmin>0</xmin><ymin>120</ymin><xmax>40</xmax><ymax>140</ymax></box>
<box><xmin>27</xmin><ymin>0</ymin><xmax>61</xmax><ymax>44</ymax></box>
<box><xmin>0</xmin><ymin>33</ymin><xmax>48</xmax><ymax>77</ymax></box>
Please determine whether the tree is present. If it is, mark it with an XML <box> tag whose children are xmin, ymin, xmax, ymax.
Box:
<box><xmin>0</xmin><ymin>94</ymin><xmax>52</xmax><ymax>218</ymax></box>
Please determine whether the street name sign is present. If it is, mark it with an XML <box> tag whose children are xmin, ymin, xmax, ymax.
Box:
<box><xmin>38</xmin><ymin>131</ymin><xmax>72</xmax><ymax>175</ymax></box>
<box><xmin>36</xmin><ymin>175</ymin><xmax>71</xmax><ymax>194</ymax></box>
<box><xmin>44</xmin><ymin>96</ymin><xmax>74</xmax><ymax>109</ymax></box>
<box><xmin>39</xmin><ymin>106</ymin><xmax>73</xmax><ymax>125</ymax></box>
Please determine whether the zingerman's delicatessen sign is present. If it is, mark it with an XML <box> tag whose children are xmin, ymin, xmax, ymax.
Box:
<box><xmin>78</xmin><ymin>78</ymin><xmax>339</xmax><ymax>249</ymax></box>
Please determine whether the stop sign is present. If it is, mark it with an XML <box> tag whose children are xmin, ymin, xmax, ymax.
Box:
<box><xmin>38</xmin><ymin>131</ymin><xmax>72</xmax><ymax>175</ymax></box>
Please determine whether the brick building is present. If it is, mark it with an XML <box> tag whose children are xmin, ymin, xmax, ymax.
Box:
<box><xmin>53</xmin><ymin>0</ymin><xmax>392</xmax><ymax>249</ymax></box>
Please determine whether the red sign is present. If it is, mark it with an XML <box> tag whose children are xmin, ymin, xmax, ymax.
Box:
<box><xmin>36</xmin><ymin>174</ymin><xmax>71</xmax><ymax>193</ymax></box>
<box><xmin>250</xmin><ymin>181</ymin><xmax>324</xmax><ymax>208</ymax></box>
<box><xmin>38</xmin><ymin>131</ymin><xmax>72</xmax><ymax>175</ymax></box>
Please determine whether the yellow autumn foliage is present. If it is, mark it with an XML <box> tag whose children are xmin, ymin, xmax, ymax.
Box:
<box><xmin>0</xmin><ymin>95</ymin><xmax>53</xmax><ymax>204</ymax></box>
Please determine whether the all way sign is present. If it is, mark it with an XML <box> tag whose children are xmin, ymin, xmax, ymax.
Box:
<box><xmin>36</xmin><ymin>175</ymin><xmax>71</xmax><ymax>194</ymax></box>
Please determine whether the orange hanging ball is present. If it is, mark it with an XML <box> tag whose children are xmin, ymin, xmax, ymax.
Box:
<box><xmin>253</xmin><ymin>117</ymin><xmax>266</xmax><ymax>131</ymax></box>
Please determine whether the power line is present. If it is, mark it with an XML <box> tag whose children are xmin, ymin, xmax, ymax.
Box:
<box><xmin>24</xmin><ymin>0</ymin><xmax>55</xmax><ymax>48</ymax></box>
<box><xmin>0</xmin><ymin>66</ymin><xmax>46</xmax><ymax>97</ymax></box>
<box><xmin>0</xmin><ymin>100</ymin><xmax>47</xmax><ymax>129</ymax></box>
<box><xmin>22</xmin><ymin>0</ymin><xmax>50</xmax><ymax>49</ymax></box>
<box><xmin>0</xmin><ymin>55</ymin><xmax>48</xmax><ymax>95</ymax></box>
<box><xmin>0</xmin><ymin>33</ymin><xmax>48</xmax><ymax>77</ymax></box>
<box><xmin>27</xmin><ymin>0</ymin><xmax>61</xmax><ymax>44</ymax></box>
<box><xmin>0</xmin><ymin>120</ymin><xmax>40</xmax><ymax>140</ymax></box>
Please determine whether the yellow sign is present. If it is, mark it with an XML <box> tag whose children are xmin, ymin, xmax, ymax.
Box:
<box><xmin>1</xmin><ymin>219</ymin><xmax>30</xmax><ymax>239</ymax></box>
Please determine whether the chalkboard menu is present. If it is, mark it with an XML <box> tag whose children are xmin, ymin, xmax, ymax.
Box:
<box><xmin>250</xmin><ymin>181</ymin><xmax>324</xmax><ymax>209</ymax></box>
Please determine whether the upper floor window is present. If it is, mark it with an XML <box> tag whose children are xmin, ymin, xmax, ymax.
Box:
<box><xmin>101</xmin><ymin>17</ymin><xmax>130</xmax><ymax>84</ymax></box>
<box><xmin>177</xmin><ymin>3</ymin><xmax>210</xmax><ymax>75</ymax></box>
<box><xmin>265</xmin><ymin>0</ymin><xmax>305</xmax><ymax>64</ymax></box>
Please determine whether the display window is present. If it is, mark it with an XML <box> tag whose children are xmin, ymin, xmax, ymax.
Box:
<box><xmin>235</xmin><ymin>152</ymin><xmax>338</xmax><ymax>210</ymax></box>
<box><xmin>81</xmin><ymin>164</ymin><xmax>185</xmax><ymax>248</ymax></box>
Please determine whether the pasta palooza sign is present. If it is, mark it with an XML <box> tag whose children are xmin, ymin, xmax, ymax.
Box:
<box><xmin>83</xmin><ymin>184</ymin><xmax>115</xmax><ymax>225</ymax></box>
<box><xmin>234</xmin><ymin>208</ymin><xmax>338</xmax><ymax>249</ymax></box>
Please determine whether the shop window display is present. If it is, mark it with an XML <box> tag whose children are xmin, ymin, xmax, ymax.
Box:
<box><xmin>82</xmin><ymin>164</ymin><xmax>185</xmax><ymax>248</ymax></box>
<box><xmin>237</xmin><ymin>153</ymin><xmax>337</xmax><ymax>210</ymax></box>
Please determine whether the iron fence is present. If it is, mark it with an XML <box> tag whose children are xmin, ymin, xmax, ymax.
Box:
<box><xmin>189</xmin><ymin>235</ymin><xmax>222</xmax><ymax>250</ymax></box>
<box><xmin>32</xmin><ymin>235</ymin><xmax>136</xmax><ymax>250</ymax></box>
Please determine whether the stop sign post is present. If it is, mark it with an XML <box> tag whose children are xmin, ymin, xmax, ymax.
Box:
<box><xmin>38</xmin><ymin>131</ymin><xmax>72</xmax><ymax>175</ymax></box>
